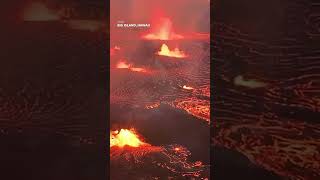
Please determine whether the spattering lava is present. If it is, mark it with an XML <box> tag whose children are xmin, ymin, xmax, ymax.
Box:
<box><xmin>110</xmin><ymin>129</ymin><xmax>148</xmax><ymax>148</ymax></box>
<box><xmin>157</xmin><ymin>44</ymin><xmax>188</xmax><ymax>58</ymax></box>
<box><xmin>142</xmin><ymin>17</ymin><xmax>184</xmax><ymax>40</ymax></box>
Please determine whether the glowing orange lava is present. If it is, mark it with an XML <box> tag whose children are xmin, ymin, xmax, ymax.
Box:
<box><xmin>116</xmin><ymin>61</ymin><xmax>130</xmax><ymax>69</ymax></box>
<box><xmin>110</xmin><ymin>129</ymin><xmax>147</xmax><ymax>148</ymax></box>
<box><xmin>183</xmin><ymin>85</ymin><xmax>194</xmax><ymax>90</ymax></box>
<box><xmin>130</xmin><ymin>67</ymin><xmax>147</xmax><ymax>73</ymax></box>
<box><xmin>145</xmin><ymin>102</ymin><xmax>161</xmax><ymax>109</ymax></box>
<box><xmin>116</xmin><ymin>61</ymin><xmax>148</xmax><ymax>73</ymax></box>
<box><xmin>23</xmin><ymin>2</ymin><xmax>59</xmax><ymax>21</ymax></box>
<box><xmin>169</xmin><ymin>97</ymin><xmax>210</xmax><ymax>123</ymax></box>
<box><xmin>142</xmin><ymin>17</ymin><xmax>184</xmax><ymax>40</ymax></box>
<box><xmin>157</xmin><ymin>44</ymin><xmax>187</xmax><ymax>58</ymax></box>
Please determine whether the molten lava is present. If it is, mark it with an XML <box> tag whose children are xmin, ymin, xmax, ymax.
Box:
<box><xmin>157</xmin><ymin>44</ymin><xmax>187</xmax><ymax>58</ymax></box>
<box><xmin>142</xmin><ymin>17</ymin><xmax>183</xmax><ymax>40</ymax></box>
<box><xmin>116</xmin><ymin>61</ymin><xmax>148</xmax><ymax>73</ymax></box>
<box><xmin>130</xmin><ymin>67</ymin><xmax>147</xmax><ymax>73</ymax></box>
<box><xmin>116</xmin><ymin>61</ymin><xmax>130</xmax><ymax>69</ymax></box>
<box><xmin>183</xmin><ymin>85</ymin><xmax>194</xmax><ymax>90</ymax></box>
<box><xmin>110</xmin><ymin>129</ymin><xmax>147</xmax><ymax>148</ymax></box>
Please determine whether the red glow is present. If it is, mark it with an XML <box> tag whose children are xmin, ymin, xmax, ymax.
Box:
<box><xmin>111</xmin><ymin>46</ymin><xmax>121</xmax><ymax>56</ymax></box>
<box><xmin>130</xmin><ymin>67</ymin><xmax>147</xmax><ymax>73</ymax></box>
<box><xmin>142</xmin><ymin>17</ymin><xmax>184</xmax><ymax>40</ymax></box>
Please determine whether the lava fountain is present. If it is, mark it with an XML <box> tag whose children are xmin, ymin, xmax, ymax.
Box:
<box><xmin>110</xmin><ymin>129</ymin><xmax>148</xmax><ymax>148</ymax></box>
<box><xmin>142</xmin><ymin>17</ymin><xmax>184</xmax><ymax>40</ymax></box>
<box><xmin>157</xmin><ymin>44</ymin><xmax>187</xmax><ymax>58</ymax></box>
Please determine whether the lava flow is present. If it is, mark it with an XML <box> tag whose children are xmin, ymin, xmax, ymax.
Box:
<box><xmin>116</xmin><ymin>60</ymin><xmax>148</xmax><ymax>73</ymax></box>
<box><xmin>142</xmin><ymin>17</ymin><xmax>184</xmax><ymax>40</ymax></box>
<box><xmin>157</xmin><ymin>44</ymin><xmax>188</xmax><ymax>58</ymax></box>
<box><xmin>110</xmin><ymin>129</ymin><xmax>148</xmax><ymax>148</ymax></box>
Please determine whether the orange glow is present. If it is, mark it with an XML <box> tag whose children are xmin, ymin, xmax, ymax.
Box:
<box><xmin>130</xmin><ymin>67</ymin><xmax>147</xmax><ymax>73</ymax></box>
<box><xmin>142</xmin><ymin>17</ymin><xmax>183</xmax><ymax>40</ymax></box>
<box><xmin>116</xmin><ymin>61</ymin><xmax>130</xmax><ymax>69</ymax></box>
<box><xmin>116</xmin><ymin>61</ymin><xmax>148</xmax><ymax>73</ymax></box>
<box><xmin>145</xmin><ymin>102</ymin><xmax>161</xmax><ymax>109</ymax></box>
<box><xmin>183</xmin><ymin>85</ymin><xmax>194</xmax><ymax>90</ymax></box>
<box><xmin>157</xmin><ymin>44</ymin><xmax>187</xmax><ymax>58</ymax></box>
<box><xmin>23</xmin><ymin>2</ymin><xmax>59</xmax><ymax>21</ymax></box>
<box><xmin>110</xmin><ymin>129</ymin><xmax>147</xmax><ymax>148</ymax></box>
